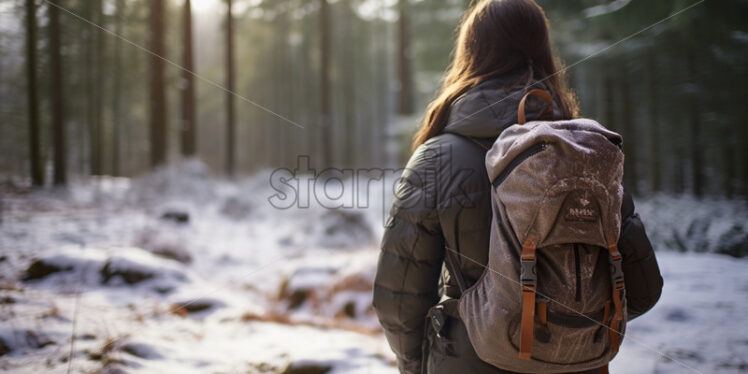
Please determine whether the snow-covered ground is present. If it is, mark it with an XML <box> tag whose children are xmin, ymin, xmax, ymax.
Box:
<box><xmin>0</xmin><ymin>161</ymin><xmax>746</xmax><ymax>374</ymax></box>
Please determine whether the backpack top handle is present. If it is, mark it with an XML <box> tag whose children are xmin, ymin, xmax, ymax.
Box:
<box><xmin>518</xmin><ymin>89</ymin><xmax>554</xmax><ymax>125</ymax></box>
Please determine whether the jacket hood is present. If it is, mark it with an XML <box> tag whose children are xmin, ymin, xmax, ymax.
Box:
<box><xmin>442</xmin><ymin>69</ymin><xmax>561</xmax><ymax>139</ymax></box>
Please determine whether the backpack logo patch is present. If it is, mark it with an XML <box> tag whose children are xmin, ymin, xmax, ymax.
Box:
<box><xmin>563</xmin><ymin>191</ymin><xmax>599</xmax><ymax>222</ymax></box>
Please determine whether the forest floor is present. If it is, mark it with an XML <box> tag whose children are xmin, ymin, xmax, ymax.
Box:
<box><xmin>0</xmin><ymin>161</ymin><xmax>746</xmax><ymax>374</ymax></box>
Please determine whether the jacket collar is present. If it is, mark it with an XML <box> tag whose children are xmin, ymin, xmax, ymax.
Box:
<box><xmin>442</xmin><ymin>69</ymin><xmax>560</xmax><ymax>139</ymax></box>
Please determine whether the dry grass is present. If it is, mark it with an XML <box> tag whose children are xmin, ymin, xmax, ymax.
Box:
<box><xmin>84</xmin><ymin>336</ymin><xmax>129</xmax><ymax>374</ymax></box>
<box><xmin>239</xmin><ymin>310</ymin><xmax>381</xmax><ymax>336</ymax></box>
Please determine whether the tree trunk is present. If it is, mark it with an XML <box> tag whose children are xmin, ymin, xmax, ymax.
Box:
<box><xmin>319</xmin><ymin>0</ymin><xmax>332</xmax><ymax>167</ymax></box>
<box><xmin>148</xmin><ymin>0</ymin><xmax>168</xmax><ymax>168</ymax></box>
<box><xmin>181</xmin><ymin>0</ymin><xmax>197</xmax><ymax>157</ymax></box>
<box><xmin>342</xmin><ymin>1</ymin><xmax>356</xmax><ymax>167</ymax></box>
<box><xmin>85</xmin><ymin>0</ymin><xmax>104</xmax><ymax>175</ymax></box>
<box><xmin>685</xmin><ymin>51</ymin><xmax>704</xmax><ymax>197</ymax></box>
<box><xmin>49</xmin><ymin>0</ymin><xmax>66</xmax><ymax>185</ymax></box>
<box><xmin>26</xmin><ymin>0</ymin><xmax>42</xmax><ymax>186</ymax></box>
<box><xmin>723</xmin><ymin>147</ymin><xmax>735</xmax><ymax>198</ymax></box>
<box><xmin>85</xmin><ymin>1</ymin><xmax>95</xmax><ymax>175</ymax></box>
<box><xmin>302</xmin><ymin>12</ymin><xmax>315</xmax><ymax>166</ymax></box>
<box><xmin>646</xmin><ymin>45</ymin><xmax>660</xmax><ymax>193</ymax></box>
<box><xmin>277</xmin><ymin>9</ymin><xmax>290</xmax><ymax>168</ymax></box>
<box><xmin>112</xmin><ymin>0</ymin><xmax>124</xmax><ymax>176</ymax></box>
<box><xmin>397</xmin><ymin>0</ymin><xmax>414</xmax><ymax>115</ymax></box>
<box><xmin>95</xmin><ymin>0</ymin><xmax>105</xmax><ymax>174</ymax></box>
<box><xmin>225</xmin><ymin>0</ymin><xmax>235</xmax><ymax>175</ymax></box>
<box><xmin>375</xmin><ymin>9</ymin><xmax>390</xmax><ymax>167</ymax></box>
<box><xmin>620</xmin><ymin>64</ymin><xmax>637</xmax><ymax>194</ymax></box>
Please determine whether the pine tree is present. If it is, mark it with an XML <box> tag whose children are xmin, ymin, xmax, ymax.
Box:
<box><xmin>25</xmin><ymin>0</ymin><xmax>42</xmax><ymax>186</ymax></box>
<box><xmin>148</xmin><ymin>0</ymin><xmax>168</xmax><ymax>168</ymax></box>
<box><xmin>181</xmin><ymin>0</ymin><xmax>197</xmax><ymax>157</ymax></box>
<box><xmin>225</xmin><ymin>0</ymin><xmax>236</xmax><ymax>175</ymax></box>
<box><xmin>49</xmin><ymin>0</ymin><xmax>66</xmax><ymax>185</ymax></box>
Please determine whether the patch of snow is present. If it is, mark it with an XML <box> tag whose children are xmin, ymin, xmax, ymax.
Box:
<box><xmin>1</xmin><ymin>161</ymin><xmax>746</xmax><ymax>373</ymax></box>
<box><xmin>635</xmin><ymin>194</ymin><xmax>748</xmax><ymax>257</ymax></box>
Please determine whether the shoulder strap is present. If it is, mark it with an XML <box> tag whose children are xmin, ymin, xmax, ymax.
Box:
<box><xmin>441</xmin><ymin>133</ymin><xmax>492</xmax><ymax>297</ymax></box>
<box><xmin>445</xmin><ymin>209</ymin><xmax>469</xmax><ymax>295</ymax></box>
<box><xmin>444</xmin><ymin>247</ymin><xmax>468</xmax><ymax>294</ymax></box>
<box><xmin>446</xmin><ymin>132</ymin><xmax>493</xmax><ymax>152</ymax></box>
<box><xmin>465</xmin><ymin>135</ymin><xmax>491</xmax><ymax>151</ymax></box>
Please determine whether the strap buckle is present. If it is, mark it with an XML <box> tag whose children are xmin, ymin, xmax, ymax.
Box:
<box><xmin>608</xmin><ymin>255</ymin><xmax>624</xmax><ymax>286</ymax></box>
<box><xmin>520</xmin><ymin>258</ymin><xmax>537</xmax><ymax>288</ymax></box>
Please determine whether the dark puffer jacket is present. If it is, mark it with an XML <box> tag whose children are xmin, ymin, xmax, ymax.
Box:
<box><xmin>372</xmin><ymin>72</ymin><xmax>664</xmax><ymax>374</ymax></box>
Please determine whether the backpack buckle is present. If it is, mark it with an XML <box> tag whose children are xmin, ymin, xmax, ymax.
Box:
<box><xmin>520</xmin><ymin>258</ymin><xmax>537</xmax><ymax>287</ymax></box>
<box><xmin>608</xmin><ymin>255</ymin><xmax>624</xmax><ymax>285</ymax></box>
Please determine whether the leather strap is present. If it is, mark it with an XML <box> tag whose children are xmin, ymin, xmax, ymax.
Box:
<box><xmin>599</xmin><ymin>364</ymin><xmax>610</xmax><ymax>374</ymax></box>
<box><xmin>607</xmin><ymin>241</ymin><xmax>625</xmax><ymax>354</ymax></box>
<box><xmin>537</xmin><ymin>301</ymin><xmax>548</xmax><ymax>326</ymax></box>
<box><xmin>602</xmin><ymin>300</ymin><xmax>611</xmax><ymax>327</ymax></box>
<box><xmin>518</xmin><ymin>89</ymin><xmax>553</xmax><ymax>125</ymax></box>
<box><xmin>519</xmin><ymin>286</ymin><xmax>536</xmax><ymax>360</ymax></box>
<box><xmin>519</xmin><ymin>236</ymin><xmax>537</xmax><ymax>360</ymax></box>
<box><xmin>521</xmin><ymin>236</ymin><xmax>537</xmax><ymax>261</ymax></box>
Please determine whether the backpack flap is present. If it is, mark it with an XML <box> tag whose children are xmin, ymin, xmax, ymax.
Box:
<box><xmin>486</xmin><ymin>118</ymin><xmax>624</xmax><ymax>249</ymax></box>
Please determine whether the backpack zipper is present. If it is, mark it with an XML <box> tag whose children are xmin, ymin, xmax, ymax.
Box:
<box><xmin>491</xmin><ymin>142</ymin><xmax>547</xmax><ymax>188</ymax></box>
<box><xmin>573</xmin><ymin>243</ymin><xmax>582</xmax><ymax>302</ymax></box>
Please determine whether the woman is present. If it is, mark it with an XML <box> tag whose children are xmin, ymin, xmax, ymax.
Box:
<box><xmin>372</xmin><ymin>1</ymin><xmax>663</xmax><ymax>374</ymax></box>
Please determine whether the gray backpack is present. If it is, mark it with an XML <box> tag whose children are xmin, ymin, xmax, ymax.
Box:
<box><xmin>457</xmin><ymin>90</ymin><xmax>627</xmax><ymax>373</ymax></box>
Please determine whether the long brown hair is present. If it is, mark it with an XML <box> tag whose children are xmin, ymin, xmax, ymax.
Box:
<box><xmin>412</xmin><ymin>0</ymin><xmax>579</xmax><ymax>152</ymax></box>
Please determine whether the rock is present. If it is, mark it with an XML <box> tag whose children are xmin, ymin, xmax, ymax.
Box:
<box><xmin>148</xmin><ymin>245</ymin><xmax>192</xmax><ymax>264</ymax></box>
<box><xmin>136</xmin><ymin>228</ymin><xmax>192</xmax><ymax>264</ymax></box>
<box><xmin>19</xmin><ymin>250</ymin><xmax>105</xmax><ymax>285</ymax></box>
<box><xmin>100</xmin><ymin>260</ymin><xmax>155</xmax><ymax>285</ymax></box>
<box><xmin>170</xmin><ymin>298</ymin><xmax>223</xmax><ymax>316</ymax></box>
<box><xmin>282</xmin><ymin>361</ymin><xmax>332</xmax><ymax>374</ymax></box>
<box><xmin>341</xmin><ymin>301</ymin><xmax>356</xmax><ymax>319</ymax></box>
<box><xmin>120</xmin><ymin>342</ymin><xmax>163</xmax><ymax>360</ymax></box>
<box><xmin>22</xmin><ymin>259</ymin><xmax>73</xmax><ymax>281</ymax></box>
<box><xmin>0</xmin><ymin>336</ymin><xmax>9</xmax><ymax>356</ymax></box>
<box><xmin>160</xmin><ymin>211</ymin><xmax>189</xmax><ymax>224</ymax></box>
<box><xmin>98</xmin><ymin>249</ymin><xmax>188</xmax><ymax>288</ymax></box>
<box><xmin>288</xmin><ymin>289</ymin><xmax>311</xmax><ymax>310</ymax></box>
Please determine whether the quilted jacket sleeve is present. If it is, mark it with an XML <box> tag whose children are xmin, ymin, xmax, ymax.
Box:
<box><xmin>618</xmin><ymin>191</ymin><xmax>664</xmax><ymax>320</ymax></box>
<box><xmin>372</xmin><ymin>144</ymin><xmax>445</xmax><ymax>374</ymax></box>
